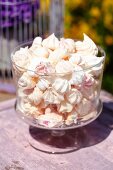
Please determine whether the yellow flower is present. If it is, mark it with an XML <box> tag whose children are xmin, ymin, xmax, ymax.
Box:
<box><xmin>90</xmin><ymin>7</ymin><xmax>100</xmax><ymax>19</ymax></box>
<box><xmin>105</xmin><ymin>36</ymin><xmax>113</xmax><ymax>45</ymax></box>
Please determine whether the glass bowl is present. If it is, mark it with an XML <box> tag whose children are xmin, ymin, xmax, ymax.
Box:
<box><xmin>11</xmin><ymin>41</ymin><xmax>105</xmax><ymax>153</ymax></box>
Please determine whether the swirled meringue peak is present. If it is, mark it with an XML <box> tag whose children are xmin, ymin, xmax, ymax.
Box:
<box><xmin>52</xmin><ymin>77</ymin><xmax>71</xmax><ymax>94</ymax></box>
<box><xmin>12</xmin><ymin>47</ymin><xmax>31</xmax><ymax>69</ymax></box>
<box><xmin>69</xmin><ymin>53</ymin><xmax>82</xmax><ymax>65</ymax></box>
<box><xmin>70</xmin><ymin>65</ymin><xmax>85</xmax><ymax>85</ymax></box>
<box><xmin>18</xmin><ymin>72</ymin><xmax>36</xmax><ymax>89</ymax></box>
<box><xmin>32</xmin><ymin>46</ymin><xmax>49</xmax><ymax>58</ymax></box>
<box><xmin>60</xmin><ymin>38</ymin><xmax>76</xmax><ymax>53</ymax></box>
<box><xmin>42</xmin><ymin>33</ymin><xmax>59</xmax><ymax>50</ymax></box>
<box><xmin>48</xmin><ymin>48</ymin><xmax>69</xmax><ymax>65</ymax></box>
<box><xmin>66</xmin><ymin>88</ymin><xmax>82</xmax><ymax>105</ymax></box>
<box><xmin>28</xmin><ymin>86</ymin><xmax>43</xmax><ymax>105</ymax></box>
<box><xmin>43</xmin><ymin>88</ymin><xmax>64</xmax><ymax>105</ymax></box>
<box><xmin>32</xmin><ymin>36</ymin><xmax>42</xmax><ymax>46</ymax></box>
<box><xmin>36</xmin><ymin>78</ymin><xmax>50</xmax><ymax>91</ymax></box>
<box><xmin>75</xmin><ymin>33</ymin><xmax>98</xmax><ymax>56</ymax></box>
<box><xmin>55</xmin><ymin>60</ymin><xmax>73</xmax><ymax>74</ymax></box>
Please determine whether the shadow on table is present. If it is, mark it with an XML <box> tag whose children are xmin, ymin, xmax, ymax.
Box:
<box><xmin>29</xmin><ymin>103</ymin><xmax>113</xmax><ymax>154</ymax></box>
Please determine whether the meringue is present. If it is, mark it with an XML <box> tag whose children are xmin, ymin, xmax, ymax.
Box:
<box><xmin>18</xmin><ymin>72</ymin><xmax>36</xmax><ymax>89</ymax></box>
<box><xmin>48</xmin><ymin>48</ymin><xmax>69</xmax><ymax>65</ymax></box>
<box><xmin>65</xmin><ymin>111</ymin><xmax>78</xmax><ymax>125</ymax></box>
<box><xmin>43</xmin><ymin>88</ymin><xmax>64</xmax><ymax>105</ymax></box>
<box><xmin>69</xmin><ymin>53</ymin><xmax>82</xmax><ymax>65</ymax></box>
<box><xmin>36</xmin><ymin>78</ymin><xmax>50</xmax><ymax>91</ymax></box>
<box><xmin>58</xmin><ymin>100</ymin><xmax>73</xmax><ymax>113</ymax></box>
<box><xmin>60</xmin><ymin>38</ymin><xmax>76</xmax><ymax>53</ymax></box>
<box><xmin>18</xmin><ymin>100</ymin><xmax>41</xmax><ymax>117</ymax></box>
<box><xmin>12</xmin><ymin>47</ymin><xmax>31</xmax><ymax>70</ymax></box>
<box><xmin>75</xmin><ymin>98</ymin><xmax>92</xmax><ymax>116</ymax></box>
<box><xmin>70</xmin><ymin>65</ymin><xmax>85</xmax><ymax>85</ymax></box>
<box><xmin>55</xmin><ymin>60</ymin><xmax>73</xmax><ymax>74</ymax></box>
<box><xmin>66</xmin><ymin>88</ymin><xmax>82</xmax><ymax>104</ymax></box>
<box><xmin>38</xmin><ymin>113</ymin><xmax>63</xmax><ymax>128</ymax></box>
<box><xmin>28</xmin><ymin>86</ymin><xmax>43</xmax><ymax>105</ymax></box>
<box><xmin>32</xmin><ymin>46</ymin><xmax>49</xmax><ymax>58</ymax></box>
<box><xmin>27</xmin><ymin>57</ymin><xmax>53</xmax><ymax>77</ymax></box>
<box><xmin>52</xmin><ymin>77</ymin><xmax>70</xmax><ymax>94</ymax></box>
<box><xmin>75</xmin><ymin>33</ymin><xmax>98</xmax><ymax>56</ymax></box>
<box><xmin>42</xmin><ymin>33</ymin><xmax>59</xmax><ymax>50</ymax></box>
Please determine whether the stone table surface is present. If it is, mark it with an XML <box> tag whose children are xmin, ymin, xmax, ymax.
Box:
<box><xmin>0</xmin><ymin>90</ymin><xmax>113</xmax><ymax>170</ymax></box>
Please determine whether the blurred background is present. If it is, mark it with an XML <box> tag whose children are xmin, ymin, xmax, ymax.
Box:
<box><xmin>0</xmin><ymin>0</ymin><xmax>113</xmax><ymax>101</ymax></box>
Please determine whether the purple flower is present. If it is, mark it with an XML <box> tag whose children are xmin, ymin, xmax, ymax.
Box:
<box><xmin>0</xmin><ymin>0</ymin><xmax>40</xmax><ymax>28</ymax></box>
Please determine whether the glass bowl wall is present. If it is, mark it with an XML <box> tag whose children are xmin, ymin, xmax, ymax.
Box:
<box><xmin>11</xmin><ymin>41</ymin><xmax>105</xmax><ymax>130</ymax></box>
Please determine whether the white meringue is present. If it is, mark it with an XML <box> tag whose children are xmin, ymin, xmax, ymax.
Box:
<box><xmin>36</xmin><ymin>78</ymin><xmax>50</xmax><ymax>91</ymax></box>
<box><xmin>75</xmin><ymin>98</ymin><xmax>92</xmax><ymax>116</ymax></box>
<box><xmin>18</xmin><ymin>100</ymin><xmax>41</xmax><ymax>117</ymax></box>
<box><xmin>66</xmin><ymin>88</ymin><xmax>82</xmax><ymax>105</ymax></box>
<box><xmin>60</xmin><ymin>38</ymin><xmax>76</xmax><ymax>53</ymax></box>
<box><xmin>70</xmin><ymin>65</ymin><xmax>85</xmax><ymax>85</ymax></box>
<box><xmin>18</xmin><ymin>72</ymin><xmax>36</xmax><ymax>89</ymax></box>
<box><xmin>32</xmin><ymin>46</ymin><xmax>49</xmax><ymax>58</ymax></box>
<box><xmin>52</xmin><ymin>78</ymin><xmax>70</xmax><ymax>94</ymax></box>
<box><xmin>58</xmin><ymin>100</ymin><xmax>73</xmax><ymax>113</ymax></box>
<box><xmin>43</xmin><ymin>88</ymin><xmax>64</xmax><ymax>105</ymax></box>
<box><xmin>55</xmin><ymin>60</ymin><xmax>73</xmax><ymax>74</ymax></box>
<box><xmin>12</xmin><ymin>47</ymin><xmax>31</xmax><ymax>70</ymax></box>
<box><xmin>32</xmin><ymin>36</ymin><xmax>42</xmax><ymax>46</ymax></box>
<box><xmin>38</xmin><ymin>113</ymin><xmax>63</xmax><ymax>128</ymax></box>
<box><xmin>48</xmin><ymin>48</ymin><xmax>69</xmax><ymax>65</ymax></box>
<box><xmin>65</xmin><ymin>111</ymin><xmax>78</xmax><ymax>125</ymax></box>
<box><xmin>28</xmin><ymin>86</ymin><xmax>43</xmax><ymax>105</ymax></box>
<box><xmin>42</xmin><ymin>33</ymin><xmax>59</xmax><ymax>50</ymax></box>
<box><xmin>69</xmin><ymin>53</ymin><xmax>82</xmax><ymax>65</ymax></box>
<box><xmin>75</xmin><ymin>33</ymin><xmax>98</xmax><ymax>56</ymax></box>
<box><xmin>82</xmin><ymin>55</ymin><xmax>104</xmax><ymax>76</ymax></box>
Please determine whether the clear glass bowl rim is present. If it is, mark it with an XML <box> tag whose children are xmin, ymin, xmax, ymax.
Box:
<box><xmin>11</xmin><ymin>40</ymin><xmax>106</xmax><ymax>76</ymax></box>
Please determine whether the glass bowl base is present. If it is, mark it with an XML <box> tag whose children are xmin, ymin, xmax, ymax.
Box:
<box><xmin>28</xmin><ymin>127</ymin><xmax>86</xmax><ymax>154</ymax></box>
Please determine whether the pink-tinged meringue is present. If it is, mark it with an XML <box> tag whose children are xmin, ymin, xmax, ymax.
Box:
<box><xmin>12</xmin><ymin>47</ymin><xmax>31</xmax><ymax>70</ymax></box>
<box><xmin>38</xmin><ymin>112</ymin><xmax>63</xmax><ymax>128</ymax></box>
<box><xmin>27</xmin><ymin>57</ymin><xmax>54</xmax><ymax>77</ymax></box>
<box><xmin>60</xmin><ymin>38</ymin><xmax>76</xmax><ymax>53</ymax></box>
<box><xmin>28</xmin><ymin>86</ymin><xmax>43</xmax><ymax>105</ymax></box>
<box><xmin>82</xmin><ymin>73</ymin><xmax>95</xmax><ymax>87</ymax></box>
<box><xmin>75</xmin><ymin>33</ymin><xmax>98</xmax><ymax>56</ymax></box>
<box><xmin>80</xmin><ymin>74</ymin><xmax>95</xmax><ymax>100</ymax></box>
<box><xmin>69</xmin><ymin>53</ymin><xmax>82</xmax><ymax>65</ymax></box>
<box><xmin>58</xmin><ymin>100</ymin><xmax>73</xmax><ymax>113</ymax></box>
<box><xmin>55</xmin><ymin>60</ymin><xmax>73</xmax><ymax>74</ymax></box>
<box><xmin>18</xmin><ymin>88</ymin><xmax>33</xmax><ymax>98</ymax></box>
<box><xmin>18</xmin><ymin>72</ymin><xmax>36</xmax><ymax>89</ymax></box>
<box><xmin>65</xmin><ymin>111</ymin><xmax>78</xmax><ymax>125</ymax></box>
<box><xmin>42</xmin><ymin>33</ymin><xmax>59</xmax><ymax>50</ymax></box>
<box><xmin>36</xmin><ymin>78</ymin><xmax>50</xmax><ymax>91</ymax></box>
<box><xmin>66</xmin><ymin>88</ymin><xmax>82</xmax><ymax>105</ymax></box>
<box><xmin>43</xmin><ymin>88</ymin><xmax>64</xmax><ymax>105</ymax></box>
<box><xmin>32</xmin><ymin>46</ymin><xmax>49</xmax><ymax>58</ymax></box>
<box><xmin>52</xmin><ymin>78</ymin><xmax>71</xmax><ymax>94</ymax></box>
<box><xmin>75</xmin><ymin>98</ymin><xmax>92</xmax><ymax>116</ymax></box>
<box><xmin>70</xmin><ymin>65</ymin><xmax>85</xmax><ymax>85</ymax></box>
<box><xmin>48</xmin><ymin>48</ymin><xmax>69</xmax><ymax>65</ymax></box>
